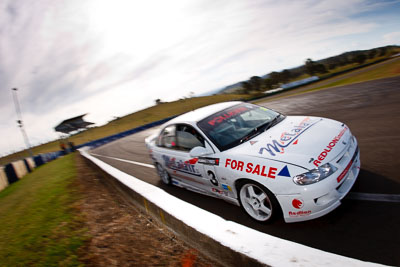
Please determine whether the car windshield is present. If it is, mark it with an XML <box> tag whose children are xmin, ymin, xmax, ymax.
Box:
<box><xmin>197</xmin><ymin>103</ymin><xmax>284</xmax><ymax>151</ymax></box>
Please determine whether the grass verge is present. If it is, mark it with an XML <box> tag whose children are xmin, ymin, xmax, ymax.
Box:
<box><xmin>0</xmin><ymin>154</ymin><xmax>86</xmax><ymax>266</ymax></box>
<box><xmin>255</xmin><ymin>57</ymin><xmax>400</xmax><ymax>104</ymax></box>
<box><xmin>309</xmin><ymin>57</ymin><xmax>400</xmax><ymax>91</ymax></box>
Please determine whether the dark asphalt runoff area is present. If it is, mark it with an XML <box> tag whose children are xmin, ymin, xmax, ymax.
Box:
<box><xmin>91</xmin><ymin>76</ymin><xmax>400</xmax><ymax>266</ymax></box>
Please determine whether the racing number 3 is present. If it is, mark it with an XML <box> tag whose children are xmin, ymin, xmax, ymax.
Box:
<box><xmin>208</xmin><ymin>170</ymin><xmax>218</xmax><ymax>186</ymax></box>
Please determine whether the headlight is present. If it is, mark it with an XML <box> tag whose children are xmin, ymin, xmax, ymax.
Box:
<box><xmin>293</xmin><ymin>163</ymin><xmax>338</xmax><ymax>185</ymax></box>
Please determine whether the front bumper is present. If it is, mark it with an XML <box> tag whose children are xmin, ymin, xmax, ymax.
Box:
<box><xmin>278</xmin><ymin>139</ymin><xmax>361</xmax><ymax>223</ymax></box>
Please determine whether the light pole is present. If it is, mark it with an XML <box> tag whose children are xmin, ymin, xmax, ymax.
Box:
<box><xmin>12</xmin><ymin>88</ymin><xmax>33</xmax><ymax>158</ymax></box>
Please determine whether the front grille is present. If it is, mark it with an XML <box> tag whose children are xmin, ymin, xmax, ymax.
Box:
<box><xmin>336</xmin><ymin>136</ymin><xmax>356</xmax><ymax>167</ymax></box>
<box><xmin>336</xmin><ymin>146</ymin><xmax>359</xmax><ymax>190</ymax></box>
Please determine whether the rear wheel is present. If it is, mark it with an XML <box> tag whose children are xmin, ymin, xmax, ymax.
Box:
<box><xmin>156</xmin><ymin>163</ymin><xmax>171</xmax><ymax>185</ymax></box>
<box><xmin>238</xmin><ymin>181</ymin><xmax>279</xmax><ymax>222</ymax></box>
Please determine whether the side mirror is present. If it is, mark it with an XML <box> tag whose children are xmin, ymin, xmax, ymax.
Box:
<box><xmin>189</xmin><ymin>146</ymin><xmax>211</xmax><ymax>158</ymax></box>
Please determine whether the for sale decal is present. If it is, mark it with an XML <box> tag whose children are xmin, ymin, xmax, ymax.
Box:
<box><xmin>225</xmin><ymin>158</ymin><xmax>277</xmax><ymax>179</ymax></box>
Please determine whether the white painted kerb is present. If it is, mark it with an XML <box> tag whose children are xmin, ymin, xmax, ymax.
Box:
<box><xmin>79</xmin><ymin>147</ymin><xmax>386</xmax><ymax>267</ymax></box>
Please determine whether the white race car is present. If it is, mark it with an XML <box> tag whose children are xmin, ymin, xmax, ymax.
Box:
<box><xmin>145</xmin><ymin>101</ymin><xmax>360</xmax><ymax>223</ymax></box>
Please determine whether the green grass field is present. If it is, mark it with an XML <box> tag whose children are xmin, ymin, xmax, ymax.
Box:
<box><xmin>255</xmin><ymin>56</ymin><xmax>400</xmax><ymax>104</ymax></box>
<box><xmin>0</xmin><ymin>154</ymin><xmax>86</xmax><ymax>266</ymax></box>
<box><xmin>308</xmin><ymin>57</ymin><xmax>400</xmax><ymax>92</ymax></box>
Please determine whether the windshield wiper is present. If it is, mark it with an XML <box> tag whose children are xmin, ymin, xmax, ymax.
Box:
<box><xmin>239</xmin><ymin>115</ymin><xmax>282</xmax><ymax>144</ymax></box>
<box><xmin>263</xmin><ymin>114</ymin><xmax>282</xmax><ymax>132</ymax></box>
<box><xmin>239</xmin><ymin>128</ymin><xmax>261</xmax><ymax>144</ymax></box>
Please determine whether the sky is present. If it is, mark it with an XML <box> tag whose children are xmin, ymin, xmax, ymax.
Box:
<box><xmin>0</xmin><ymin>0</ymin><xmax>399</xmax><ymax>156</ymax></box>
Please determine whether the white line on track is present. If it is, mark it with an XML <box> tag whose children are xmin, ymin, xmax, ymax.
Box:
<box><xmin>346</xmin><ymin>192</ymin><xmax>400</xmax><ymax>203</ymax></box>
<box><xmin>91</xmin><ymin>153</ymin><xmax>400</xmax><ymax>203</ymax></box>
<box><xmin>90</xmin><ymin>153</ymin><xmax>155</xmax><ymax>169</ymax></box>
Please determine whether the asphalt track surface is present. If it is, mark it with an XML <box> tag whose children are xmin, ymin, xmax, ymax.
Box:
<box><xmin>92</xmin><ymin>76</ymin><xmax>400</xmax><ymax>266</ymax></box>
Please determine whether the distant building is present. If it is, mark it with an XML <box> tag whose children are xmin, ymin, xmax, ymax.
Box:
<box><xmin>54</xmin><ymin>114</ymin><xmax>94</xmax><ymax>134</ymax></box>
<box><xmin>281</xmin><ymin>76</ymin><xmax>319</xmax><ymax>89</ymax></box>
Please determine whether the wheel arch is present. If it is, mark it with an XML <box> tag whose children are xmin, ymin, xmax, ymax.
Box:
<box><xmin>155</xmin><ymin>161</ymin><xmax>172</xmax><ymax>185</ymax></box>
<box><xmin>234</xmin><ymin>178</ymin><xmax>284</xmax><ymax>215</ymax></box>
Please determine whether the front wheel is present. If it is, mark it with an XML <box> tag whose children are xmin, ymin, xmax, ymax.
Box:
<box><xmin>156</xmin><ymin>163</ymin><xmax>171</xmax><ymax>185</ymax></box>
<box><xmin>238</xmin><ymin>181</ymin><xmax>280</xmax><ymax>223</ymax></box>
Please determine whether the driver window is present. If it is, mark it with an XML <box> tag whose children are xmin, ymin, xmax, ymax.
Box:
<box><xmin>176</xmin><ymin>125</ymin><xmax>204</xmax><ymax>151</ymax></box>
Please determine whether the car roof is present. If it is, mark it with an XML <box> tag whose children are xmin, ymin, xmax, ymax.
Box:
<box><xmin>167</xmin><ymin>101</ymin><xmax>243</xmax><ymax>125</ymax></box>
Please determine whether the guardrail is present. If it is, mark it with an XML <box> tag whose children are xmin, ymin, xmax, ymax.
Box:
<box><xmin>76</xmin><ymin>115</ymin><xmax>176</xmax><ymax>150</ymax></box>
<box><xmin>0</xmin><ymin>152</ymin><xmax>65</xmax><ymax>193</ymax></box>
<box><xmin>0</xmin><ymin>116</ymin><xmax>175</xmax><ymax>193</ymax></box>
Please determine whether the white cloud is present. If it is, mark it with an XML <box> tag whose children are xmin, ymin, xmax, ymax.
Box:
<box><xmin>383</xmin><ymin>31</ymin><xmax>400</xmax><ymax>44</ymax></box>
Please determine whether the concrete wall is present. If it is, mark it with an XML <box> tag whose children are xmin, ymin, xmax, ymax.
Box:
<box><xmin>4</xmin><ymin>164</ymin><xmax>18</xmax><ymax>185</ymax></box>
<box><xmin>0</xmin><ymin>154</ymin><xmax>51</xmax><ymax>193</ymax></box>
<box><xmin>26</xmin><ymin>157</ymin><xmax>36</xmax><ymax>170</ymax></box>
<box><xmin>0</xmin><ymin>116</ymin><xmax>175</xmax><ymax>193</ymax></box>
<box><xmin>0</xmin><ymin>167</ymin><xmax>8</xmax><ymax>191</ymax></box>
<box><xmin>12</xmin><ymin>160</ymin><xmax>28</xmax><ymax>179</ymax></box>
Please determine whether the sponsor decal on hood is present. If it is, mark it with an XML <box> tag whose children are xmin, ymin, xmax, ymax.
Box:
<box><xmin>313</xmin><ymin>127</ymin><xmax>348</xmax><ymax>167</ymax></box>
<box><xmin>258</xmin><ymin>117</ymin><xmax>321</xmax><ymax>157</ymax></box>
<box><xmin>230</xmin><ymin>116</ymin><xmax>350</xmax><ymax>169</ymax></box>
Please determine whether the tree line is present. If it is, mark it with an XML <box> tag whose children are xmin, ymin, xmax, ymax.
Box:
<box><xmin>240</xmin><ymin>45</ymin><xmax>398</xmax><ymax>93</ymax></box>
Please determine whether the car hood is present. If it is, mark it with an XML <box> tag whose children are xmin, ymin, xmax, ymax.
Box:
<box><xmin>230</xmin><ymin>116</ymin><xmax>352</xmax><ymax>170</ymax></box>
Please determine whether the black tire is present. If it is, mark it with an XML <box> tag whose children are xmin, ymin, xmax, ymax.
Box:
<box><xmin>237</xmin><ymin>180</ymin><xmax>280</xmax><ymax>223</ymax></box>
<box><xmin>156</xmin><ymin>163</ymin><xmax>172</xmax><ymax>185</ymax></box>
